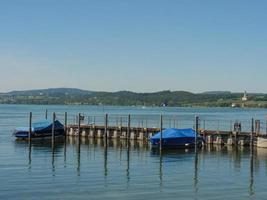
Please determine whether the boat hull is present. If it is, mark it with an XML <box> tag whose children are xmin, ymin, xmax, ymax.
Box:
<box><xmin>15</xmin><ymin>129</ymin><xmax>65</xmax><ymax>139</ymax></box>
<box><xmin>150</xmin><ymin>137</ymin><xmax>203</xmax><ymax>149</ymax></box>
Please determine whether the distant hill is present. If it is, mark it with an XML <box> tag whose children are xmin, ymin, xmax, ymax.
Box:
<box><xmin>6</xmin><ymin>88</ymin><xmax>92</xmax><ymax>96</ymax></box>
<box><xmin>201</xmin><ymin>91</ymin><xmax>232</xmax><ymax>95</ymax></box>
<box><xmin>0</xmin><ymin>88</ymin><xmax>267</xmax><ymax>108</ymax></box>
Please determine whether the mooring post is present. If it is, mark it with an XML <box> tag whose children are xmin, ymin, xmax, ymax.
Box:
<box><xmin>78</xmin><ymin>113</ymin><xmax>81</xmax><ymax>141</ymax></box>
<box><xmin>64</xmin><ymin>112</ymin><xmax>68</xmax><ymax>135</ymax></box>
<box><xmin>127</xmin><ymin>114</ymin><xmax>131</xmax><ymax>147</ymax></box>
<box><xmin>195</xmin><ymin>116</ymin><xmax>199</xmax><ymax>152</ymax></box>
<box><xmin>45</xmin><ymin>109</ymin><xmax>48</xmax><ymax>119</ymax></box>
<box><xmin>250</xmin><ymin>118</ymin><xmax>254</xmax><ymax>151</ymax></box>
<box><xmin>29</xmin><ymin>112</ymin><xmax>32</xmax><ymax>142</ymax></box>
<box><xmin>119</xmin><ymin>116</ymin><xmax>122</xmax><ymax>136</ymax></box>
<box><xmin>160</xmin><ymin>115</ymin><xmax>163</xmax><ymax>151</ymax></box>
<box><xmin>255</xmin><ymin>120</ymin><xmax>260</xmax><ymax>136</ymax></box>
<box><xmin>52</xmin><ymin>112</ymin><xmax>56</xmax><ymax>147</ymax></box>
<box><xmin>104</xmin><ymin>114</ymin><xmax>108</xmax><ymax>147</ymax></box>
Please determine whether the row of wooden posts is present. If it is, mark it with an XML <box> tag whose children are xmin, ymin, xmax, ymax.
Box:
<box><xmin>27</xmin><ymin>110</ymin><xmax>256</xmax><ymax>151</ymax></box>
<box><xmin>27</xmin><ymin>110</ymin><xmax>202</xmax><ymax>151</ymax></box>
<box><xmin>28</xmin><ymin>111</ymin><xmax>68</xmax><ymax>146</ymax></box>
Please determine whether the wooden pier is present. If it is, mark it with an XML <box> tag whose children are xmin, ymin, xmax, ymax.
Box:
<box><xmin>66</xmin><ymin>123</ymin><xmax>266</xmax><ymax>147</ymax></box>
<box><xmin>28</xmin><ymin>111</ymin><xmax>267</xmax><ymax>148</ymax></box>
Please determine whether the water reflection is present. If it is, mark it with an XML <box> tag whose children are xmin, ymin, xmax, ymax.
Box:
<box><xmin>77</xmin><ymin>139</ymin><xmax>81</xmax><ymax>176</ymax></box>
<box><xmin>194</xmin><ymin>152</ymin><xmax>199</xmax><ymax>195</ymax></box>
<box><xmin>64</xmin><ymin>136</ymin><xmax>67</xmax><ymax>168</ymax></box>
<box><xmin>159</xmin><ymin>151</ymin><xmax>163</xmax><ymax>191</ymax></box>
<box><xmin>14</xmin><ymin>138</ymin><xmax>267</xmax><ymax>198</ymax></box>
<box><xmin>28</xmin><ymin>141</ymin><xmax>31</xmax><ymax>169</ymax></box>
<box><xmin>104</xmin><ymin>146</ymin><xmax>108</xmax><ymax>177</ymax></box>
<box><xmin>52</xmin><ymin>145</ymin><xmax>55</xmax><ymax>176</ymax></box>
<box><xmin>126</xmin><ymin>145</ymin><xmax>130</xmax><ymax>186</ymax></box>
<box><xmin>249</xmin><ymin>151</ymin><xmax>254</xmax><ymax>196</ymax></box>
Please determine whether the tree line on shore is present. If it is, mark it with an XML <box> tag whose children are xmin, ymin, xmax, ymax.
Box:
<box><xmin>0</xmin><ymin>88</ymin><xmax>267</xmax><ymax>108</ymax></box>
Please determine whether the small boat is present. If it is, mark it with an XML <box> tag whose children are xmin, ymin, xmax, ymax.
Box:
<box><xmin>150</xmin><ymin>128</ymin><xmax>204</xmax><ymax>149</ymax></box>
<box><xmin>14</xmin><ymin>119</ymin><xmax>65</xmax><ymax>139</ymax></box>
<box><xmin>257</xmin><ymin>137</ymin><xmax>267</xmax><ymax>148</ymax></box>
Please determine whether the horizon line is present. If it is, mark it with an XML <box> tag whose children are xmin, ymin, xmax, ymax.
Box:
<box><xmin>0</xmin><ymin>87</ymin><xmax>262</xmax><ymax>94</ymax></box>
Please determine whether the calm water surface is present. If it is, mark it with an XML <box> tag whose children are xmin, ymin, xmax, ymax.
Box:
<box><xmin>1</xmin><ymin>104</ymin><xmax>267</xmax><ymax>200</ymax></box>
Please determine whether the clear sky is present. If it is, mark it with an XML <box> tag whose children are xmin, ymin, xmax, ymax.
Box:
<box><xmin>0</xmin><ymin>0</ymin><xmax>266</xmax><ymax>93</ymax></box>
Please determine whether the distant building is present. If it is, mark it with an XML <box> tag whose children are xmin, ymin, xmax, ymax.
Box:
<box><xmin>242</xmin><ymin>91</ymin><xmax>248</xmax><ymax>101</ymax></box>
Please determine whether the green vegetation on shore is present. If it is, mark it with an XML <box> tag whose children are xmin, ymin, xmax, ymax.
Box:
<box><xmin>0</xmin><ymin>88</ymin><xmax>267</xmax><ymax>108</ymax></box>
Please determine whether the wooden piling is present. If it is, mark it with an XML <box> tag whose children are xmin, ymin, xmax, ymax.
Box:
<box><xmin>45</xmin><ymin>109</ymin><xmax>48</xmax><ymax>119</ymax></box>
<box><xmin>120</xmin><ymin>116</ymin><xmax>123</xmax><ymax>127</ymax></box>
<box><xmin>119</xmin><ymin>116</ymin><xmax>123</xmax><ymax>136</ymax></box>
<box><xmin>52</xmin><ymin>112</ymin><xmax>56</xmax><ymax>146</ymax></box>
<box><xmin>160</xmin><ymin>115</ymin><xmax>163</xmax><ymax>151</ymax></box>
<box><xmin>104</xmin><ymin>114</ymin><xmax>108</xmax><ymax>147</ymax></box>
<box><xmin>127</xmin><ymin>115</ymin><xmax>131</xmax><ymax>146</ymax></box>
<box><xmin>78</xmin><ymin>113</ymin><xmax>81</xmax><ymax>141</ymax></box>
<box><xmin>28</xmin><ymin>112</ymin><xmax>32</xmax><ymax>166</ymax></box>
<box><xmin>93</xmin><ymin>116</ymin><xmax>96</xmax><ymax>138</ymax></box>
<box><xmin>250</xmin><ymin>118</ymin><xmax>254</xmax><ymax>150</ymax></box>
<box><xmin>29</xmin><ymin>112</ymin><xmax>32</xmax><ymax>141</ymax></box>
<box><xmin>64</xmin><ymin>112</ymin><xmax>68</xmax><ymax>135</ymax></box>
<box><xmin>255</xmin><ymin>120</ymin><xmax>260</xmax><ymax>136</ymax></box>
<box><xmin>195</xmin><ymin>116</ymin><xmax>199</xmax><ymax>151</ymax></box>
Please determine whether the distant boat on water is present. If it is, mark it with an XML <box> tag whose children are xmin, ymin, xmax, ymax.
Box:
<box><xmin>150</xmin><ymin>128</ymin><xmax>204</xmax><ymax>149</ymax></box>
<box><xmin>14</xmin><ymin>119</ymin><xmax>65</xmax><ymax>139</ymax></box>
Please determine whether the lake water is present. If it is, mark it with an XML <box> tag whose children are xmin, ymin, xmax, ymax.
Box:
<box><xmin>1</xmin><ymin>104</ymin><xmax>267</xmax><ymax>200</ymax></box>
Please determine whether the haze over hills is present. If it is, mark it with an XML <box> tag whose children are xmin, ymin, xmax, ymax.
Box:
<box><xmin>1</xmin><ymin>88</ymin><xmax>236</xmax><ymax>95</ymax></box>
<box><xmin>0</xmin><ymin>88</ymin><xmax>267</xmax><ymax>108</ymax></box>
<box><xmin>6</xmin><ymin>88</ymin><xmax>92</xmax><ymax>96</ymax></box>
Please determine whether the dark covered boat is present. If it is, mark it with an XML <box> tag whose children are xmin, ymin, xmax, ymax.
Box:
<box><xmin>14</xmin><ymin>119</ymin><xmax>65</xmax><ymax>139</ymax></box>
<box><xmin>150</xmin><ymin>128</ymin><xmax>204</xmax><ymax>149</ymax></box>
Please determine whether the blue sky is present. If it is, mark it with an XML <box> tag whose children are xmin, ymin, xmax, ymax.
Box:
<box><xmin>0</xmin><ymin>0</ymin><xmax>267</xmax><ymax>93</ymax></box>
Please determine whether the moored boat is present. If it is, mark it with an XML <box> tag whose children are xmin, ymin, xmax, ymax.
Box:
<box><xmin>150</xmin><ymin>128</ymin><xmax>204</xmax><ymax>149</ymax></box>
<box><xmin>14</xmin><ymin>119</ymin><xmax>65</xmax><ymax>139</ymax></box>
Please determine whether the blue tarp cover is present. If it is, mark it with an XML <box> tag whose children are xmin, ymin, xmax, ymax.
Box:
<box><xmin>151</xmin><ymin>128</ymin><xmax>197</xmax><ymax>139</ymax></box>
<box><xmin>15</xmin><ymin>120</ymin><xmax>61</xmax><ymax>132</ymax></box>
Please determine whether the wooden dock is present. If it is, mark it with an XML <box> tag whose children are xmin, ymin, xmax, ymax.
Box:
<box><xmin>27</xmin><ymin>111</ymin><xmax>267</xmax><ymax>148</ymax></box>
<box><xmin>66</xmin><ymin>124</ymin><xmax>266</xmax><ymax>146</ymax></box>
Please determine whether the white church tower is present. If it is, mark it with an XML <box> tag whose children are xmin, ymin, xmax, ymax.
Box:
<box><xmin>242</xmin><ymin>91</ymin><xmax>248</xmax><ymax>101</ymax></box>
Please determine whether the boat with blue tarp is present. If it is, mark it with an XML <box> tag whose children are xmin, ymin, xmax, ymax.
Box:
<box><xmin>150</xmin><ymin>128</ymin><xmax>204</xmax><ymax>148</ymax></box>
<box><xmin>14</xmin><ymin>119</ymin><xmax>65</xmax><ymax>139</ymax></box>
